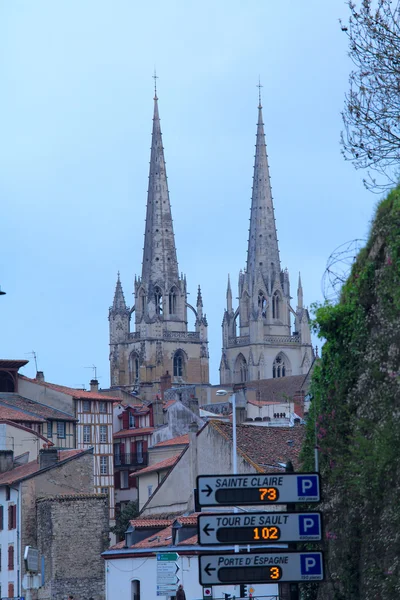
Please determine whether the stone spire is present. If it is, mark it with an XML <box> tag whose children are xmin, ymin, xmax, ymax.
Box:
<box><xmin>246</xmin><ymin>95</ymin><xmax>280</xmax><ymax>289</ymax></box>
<box><xmin>111</xmin><ymin>272</ymin><xmax>129</xmax><ymax>312</ymax></box>
<box><xmin>226</xmin><ymin>274</ymin><xmax>232</xmax><ymax>312</ymax></box>
<box><xmin>297</xmin><ymin>272</ymin><xmax>303</xmax><ymax>309</ymax></box>
<box><xmin>141</xmin><ymin>91</ymin><xmax>179</xmax><ymax>288</ymax></box>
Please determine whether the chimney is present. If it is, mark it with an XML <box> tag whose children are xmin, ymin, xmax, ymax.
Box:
<box><xmin>188</xmin><ymin>395</ymin><xmax>199</xmax><ymax>417</ymax></box>
<box><xmin>36</xmin><ymin>371</ymin><xmax>45</xmax><ymax>382</ymax></box>
<box><xmin>0</xmin><ymin>450</ymin><xmax>14</xmax><ymax>473</ymax></box>
<box><xmin>39</xmin><ymin>448</ymin><xmax>58</xmax><ymax>470</ymax></box>
<box><xmin>90</xmin><ymin>379</ymin><xmax>99</xmax><ymax>393</ymax></box>
<box><xmin>152</xmin><ymin>395</ymin><xmax>164</xmax><ymax>428</ymax></box>
<box><xmin>293</xmin><ymin>390</ymin><xmax>305</xmax><ymax>419</ymax></box>
<box><xmin>235</xmin><ymin>406</ymin><xmax>246</xmax><ymax>425</ymax></box>
<box><xmin>160</xmin><ymin>371</ymin><xmax>172</xmax><ymax>400</ymax></box>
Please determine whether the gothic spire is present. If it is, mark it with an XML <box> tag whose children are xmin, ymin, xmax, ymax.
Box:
<box><xmin>246</xmin><ymin>92</ymin><xmax>280</xmax><ymax>288</ymax></box>
<box><xmin>141</xmin><ymin>91</ymin><xmax>179</xmax><ymax>288</ymax></box>
<box><xmin>196</xmin><ymin>285</ymin><xmax>203</xmax><ymax>308</ymax></box>
<box><xmin>111</xmin><ymin>272</ymin><xmax>128</xmax><ymax>312</ymax></box>
<box><xmin>297</xmin><ymin>272</ymin><xmax>303</xmax><ymax>308</ymax></box>
<box><xmin>226</xmin><ymin>274</ymin><xmax>232</xmax><ymax>312</ymax></box>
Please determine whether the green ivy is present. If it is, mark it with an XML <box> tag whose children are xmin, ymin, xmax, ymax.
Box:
<box><xmin>300</xmin><ymin>187</ymin><xmax>400</xmax><ymax>600</ymax></box>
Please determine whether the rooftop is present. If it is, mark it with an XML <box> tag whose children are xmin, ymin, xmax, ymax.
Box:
<box><xmin>0</xmin><ymin>449</ymin><xmax>88</xmax><ymax>486</ymax></box>
<box><xmin>0</xmin><ymin>393</ymin><xmax>77</xmax><ymax>421</ymax></box>
<box><xmin>153</xmin><ymin>434</ymin><xmax>189</xmax><ymax>447</ymax></box>
<box><xmin>244</xmin><ymin>374</ymin><xmax>309</xmax><ymax>403</ymax></box>
<box><xmin>114</xmin><ymin>427</ymin><xmax>154</xmax><ymax>439</ymax></box>
<box><xmin>19</xmin><ymin>375</ymin><xmax>120</xmax><ymax>401</ymax></box>
<box><xmin>134</xmin><ymin>454</ymin><xmax>180</xmax><ymax>476</ymax></box>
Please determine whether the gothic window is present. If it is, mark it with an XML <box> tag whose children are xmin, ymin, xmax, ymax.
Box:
<box><xmin>154</xmin><ymin>287</ymin><xmax>163</xmax><ymax>315</ymax></box>
<box><xmin>258</xmin><ymin>291</ymin><xmax>267</xmax><ymax>318</ymax></box>
<box><xmin>129</xmin><ymin>353</ymin><xmax>140</xmax><ymax>384</ymax></box>
<box><xmin>272</xmin><ymin>291</ymin><xmax>280</xmax><ymax>319</ymax></box>
<box><xmin>139</xmin><ymin>289</ymin><xmax>146</xmax><ymax>313</ymax></box>
<box><xmin>173</xmin><ymin>351</ymin><xmax>185</xmax><ymax>378</ymax></box>
<box><xmin>169</xmin><ymin>287</ymin><xmax>177</xmax><ymax>315</ymax></box>
<box><xmin>273</xmin><ymin>355</ymin><xmax>286</xmax><ymax>378</ymax></box>
<box><xmin>234</xmin><ymin>354</ymin><xmax>248</xmax><ymax>383</ymax></box>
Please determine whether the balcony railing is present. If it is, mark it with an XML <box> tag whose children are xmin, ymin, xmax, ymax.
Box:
<box><xmin>114</xmin><ymin>453</ymin><xmax>149</xmax><ymax>468</ymax></box>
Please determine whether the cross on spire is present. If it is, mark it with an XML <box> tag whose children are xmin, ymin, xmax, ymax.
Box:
<box><xmin>257</xmin><ymin>77</ymin><xmax>263</xmax><ymax>108</ymax></box>
<box><xmin>153</xmin><ymin>69</ymin><xmax>159</xmax><ymax>98</ymax></box>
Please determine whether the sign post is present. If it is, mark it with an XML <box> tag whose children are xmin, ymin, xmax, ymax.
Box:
<box><xmin>157</xmin><ymin>552</ymin><xmax>180</xmax><ymax>597</ymax></box>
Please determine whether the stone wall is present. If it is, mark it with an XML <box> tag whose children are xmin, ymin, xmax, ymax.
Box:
<box><xmin>37</xmin><ymin>494</ymin><xmax>109</xmax><ymax>600</ymax></box>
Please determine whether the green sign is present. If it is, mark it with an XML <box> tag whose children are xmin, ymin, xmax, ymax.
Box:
<box><xmin>157</xmin><ymin>552</ymin><xmax>179</xmax><ymax>562</ymax></box>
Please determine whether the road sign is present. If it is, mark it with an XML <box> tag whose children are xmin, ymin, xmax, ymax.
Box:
<box><xmin>198</xmin><ymin>552</ymin><xmax>324</xmax><ymax>585</ymax></box>
<box><xmin>197</xmin><ymin>473</ymin><xmax>320</xmax><ymax>506</ymax></box>
<box><xmin>24</xmin><ymin>546</ymin><xmax>39</xmax><ymax>573</ymax></box>
<box><xmin>198</xmin><ymin>512</ymin><xmax>322</xmax><ymax>545</ymax></box>
<box><xmin>157</xmin><ymin>552</ymin><xmax>179</xmax><ymax>561</ymax></box>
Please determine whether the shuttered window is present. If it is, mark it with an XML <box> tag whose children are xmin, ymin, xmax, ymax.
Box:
<box><xmin>8</xmin><ymin>545</ymin><xmax>14</xmax><ymax>570</ymax></box>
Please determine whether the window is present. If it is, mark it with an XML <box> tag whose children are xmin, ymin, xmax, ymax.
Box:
<box><xmin>8</xmin><ymin>545</ymin><xmax>14</xmax><ymax>570</ymax></box>
<box><xmin>8</xmin><ymin>505</ymin><xmax>16</xmax><ymax>530</ymax></box>
<box><xmin>100</xmin><ymin>425</ymin><xmax>108</xmax><ymax>443</ymax></box>
<box><xmin>272</xmin><ymin>291</ymin><xmax>280</xmax><ymax>319</ymax></box>
<box><xmin>147</xmin><ymin>485</ymin><xmax>153</xmax><ymax>498</ymax></box>
<box><xmin>121</xmin><ymin>471</ymin><xmax>129</xmax><ymax>489</ymax></box>
<box><xmin>0</xmin><ymin>505</ymin><xmax>4</xmax><ymax>530</ymax></box>
<box><xmin>5</xmin><ymin>487</ymin><xmax>10</xmax><ymax>501</ymax></box>
<box><xmin>258</xmin><ymin>291</ymin><xmax>267</xmax><ymax>318</ymax></box>
<box><xmin>132</xmin><ymin>579</ymin><xmax>140</xmax><ymax>600</ymax></box>
<box><xmin>57</xmin><ymin>422</ymin><xmax>66</xmax><ymax>439</ymax></box>
<box><xmin>0</xmin><ymin>547</ymin><xmax>2</xmax><ymax>571</ymax></box>
<box><xmin>234</xmin><ymin>354</ymin><xmax>248</xmax><ymax>383</ymax></box>
<box><xmin>100</xmin><ymin>456</ymin><xmax>108</xmax><ymax>475</ymax></box>
<box><xmin>273</xmin><ymin>355</ymin><xmax>286</xmax><ymax>378</ymax></box>
<box><xmin>99</xmin><ymin>401</ymin><xmax>107</xmax><ymax>413</ymax></box>
<box><xmin>101</xmin><ymin>487</ymin><xmax>108</xmax><ymax>495</ymax></box>
<box><xmin>173</xmin><ymin>351</ymin><xmax>184</xmax><ymax>378</ymax></box>
<box><xmin>136</xmin><ymin>441</ymin><xmax>143</xmax><ymax>464</ymax></box>
<box><xmin>47</xmin><ymin>421</ymin><xmax>53</xmax><ymax>438</ymax></box>
<box><xmin>154</xmin><ymin>286</ymin><xmax>163</xmax><ymax>315</ymax></box>
<box><xmin>83</xmin><ymin>425</ymin><xmax>91</xmax><ymax>444</ymax></box>
<box><xmin>129</xmin><ymin>412</ymin><xmax>135</xmax><ymax>429</ymax></box>
<box><xmin>83</xmin><ymin>400</ymin><xmax>91</xmax><ymax>412</ymax></box>
<box><xmin>8</xmin><ymin>582</ymin><xmax>13</xmax><ymax>598</ymax></box>
<box><xmin>169</xmin><ymin>287</ymin><xmax>177</xmax><ymax>314</ymax></box>
<box><xmin>129</xmin><ymin>353</ymin><xmax>140</xmax><ymax>384</ymax></box>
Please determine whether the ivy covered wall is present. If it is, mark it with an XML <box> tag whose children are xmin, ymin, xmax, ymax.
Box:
<box><xmin>301</xmin><ymin>188</ymin><xmax>400</xmax><ymax>599</ymax></box>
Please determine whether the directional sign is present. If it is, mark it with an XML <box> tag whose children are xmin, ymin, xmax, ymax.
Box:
<box><xmin>157</xmin><ymin>552</ymin><xmax>179</xmax><ymax>561</ymax></box>
<box><xmin>198</xmin><ymin>512</ymin><xmax>322</xmax><ymax>545</ymax></box>
<box><xmin>157</xmin><ymin>552</ymin><xmax>180</xmax><ymax>595</ymax></box>
<box><xmin>198</xmin><ymin>552</ymin><xmax>324</xmax><ymax>585</ymax></box>
<box><xmin>197</xmin><ymin>473</ymin><xmax>320</xmax><ymax>506</ymax></box>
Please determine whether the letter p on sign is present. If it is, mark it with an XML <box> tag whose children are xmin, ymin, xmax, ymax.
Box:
<box><xmin>297</xmin><ymin>475</ymin><xmax>318</xmax><ymax>498</ymax></box>
<box><xmin>300</xmin><ymin>554</ymin><xmax>322</xmax><ymax>576</ymax></box>
<box><xmin>299</xmin><ymin>515</ymin><xmax>319</xmax><ymax>536</ymax></box>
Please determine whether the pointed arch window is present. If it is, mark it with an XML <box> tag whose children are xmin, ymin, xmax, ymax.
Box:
<box><xmin>173</xmin><ymin>350</ymin><xmax>185</xmax><ymax>378</ymax></box>
<box><xmin>242</xmin><ymin>292</ymin><xmax>250</xmax><ymax>325</ymax></box>
<box><xmin>154</xmin><ymin>287</ymin><xmax>163</xmax><ymax>315</ymax></box>
<box><xmin>129</xmin><ymin>353</ymin><xmax>140</xmax><ymax>384</ymax></box>
<box><xmin>272</xmin><ymin>291</ymin><xmax>280</xmax><ymax>319</ymax></box>
<box><xmin>169</xmin><ymin>287</ymin><xmax>178</xmax><ymax>315</ymax></box>
<box><xmin>139</xmin><ymin>289</ymin><xmax>146</xmax><ymax>313</ymax></box>
<box><xmin>234</xmin><ymin>354</ymin><xmax>248</xmax><ymax>383</ymax></box>
<box><xmin>258</xmin><ymin>291</ymin><xmax>267</xmax><ymax>318</ymax></box>
<box><xmin>273</xmin><ymin>355</ymin><xmax>286</xmax><ymax>378</ymax></box>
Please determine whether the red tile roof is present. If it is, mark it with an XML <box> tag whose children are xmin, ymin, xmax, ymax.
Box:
<box><xmin>0</xmin><ymin>393</ymin><xmax>77</xmax><ymax>421</ymax></box>
<box><xmin>19</xmin><ymin>375</ymin><xmax>120</xmax><ymax>401</ymax></box>
<box><xmin>179</xmin><ymin>534</ymin><xmax>197</xmax><ymax>545</ymax></box>
<box><xmin>134</xmin><ymin>454</ymin><xmax>180</xmax><ymax>476</ymax></box>
<box><xmin>0</xmin><ymin>406</ymin><xmax>45</xmax><ymax>422</ymax></box>
<box><xmin>114</xmin><ymin>427</ymin><xmax>154</xmax><ymax>439</ymax></box>
<box><xmin>0</xmin><ymin>449</ymin><xmax>87</xmax><ymax>485</ymax></box>
<box><xmin>177</xmin><ymin>514</ymin><xmax>199</xmax><ymax>525</ymax></box>
<box><xmin>163</xmin><ymin>400</ymin><xmax>176</xmax><ymax>410</ymax></box>
<box><xmin>210</xmin><ymin>421</ymin><xmax>306</xmax><ymax>471</ymax></box>
<box><xmin>154</xmin><ymin>434</ymin><xmax>189</xmax><ymax>447</ymax></box>
<box><xmin>129</xmin><ymin>518</ymin><xmax>173</xmax><ymax>528</ymax></box>
<box><xmin>133</xmin><ymin>526</ymin><xmax>174</xmax><ymax>548</ymax></box>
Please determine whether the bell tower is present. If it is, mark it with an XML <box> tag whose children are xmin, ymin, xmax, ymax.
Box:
<box><xmin>109</xmin><ymin>87</ymin><xmax>209</xmax><ymax>399</ymax></box>
<box><xmin>220</xmin><ymin>92</ymin><xmax>313</xmax><ymax>384</ymax></box>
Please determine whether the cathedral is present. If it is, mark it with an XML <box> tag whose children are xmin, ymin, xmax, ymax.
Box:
<box><xmin>109</xmin><ymin>87</ymin><xmax>312</xmax><ymax>395</ymax></box>
<box><xmin>109</xmin><ymin>90</ymin><xmax>209</xmax><ymax>400</ymax></box>
<box><xmin>220</xmin><ymin>94</ymin><xmax>313</xmax><ymax>384</ymax></box>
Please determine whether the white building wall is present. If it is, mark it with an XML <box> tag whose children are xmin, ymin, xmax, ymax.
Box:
<box><xmin>105</xmin><ymin>554</ymin><xmax>279</xmax><ymax>600</ymax></box>
<box><xmin>0</xmin><ymin>486</ymin><xmax>19</xmax><ymax>599</ymax></box>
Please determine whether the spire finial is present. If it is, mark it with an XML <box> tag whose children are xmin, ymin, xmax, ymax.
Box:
<box><xmin>257</xmin><ymin>77</ymin><xmax>263</xmax><ymax>109</ymax></box>
<box><xmin>153</xmin><ymin>69</ymin><xmax>158</xmax><ymax>99</ymax></box>
<box><xmin>117</xmin><ymin>270</ymin><xmax>120</xmax><ymax>281</ymax></box>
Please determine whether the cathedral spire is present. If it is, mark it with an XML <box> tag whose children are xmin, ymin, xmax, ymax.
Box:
<box><xmin>111</xmin><ymin>272</ymin><xmax>129</xmax><ymax>312</ymax></box>
<box><xmin>226</xmin><ymin>274</ymin><xmax>232</xmax><ymax>312</ymax></box>
<box><xmin>141</xmin><ymin>90</ymin><xmax>179</xmax><ymax>288</ymax></box>
<box><xmin>246</xmin><ymin>91</ymin><xmax>280</xmax><ymax>288</ymax></box>
<box><xmin>297</xmin><ymin>272</ymin><xmax>303</xmax><ymax>309</ymax></box>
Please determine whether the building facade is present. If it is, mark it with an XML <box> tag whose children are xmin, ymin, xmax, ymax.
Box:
<box><xmin>109</xmin><ymin>91</ymin><xmax>209</xmax><ymax>401</ymax></box>
<box><xmin>220</xmin><ymin>98</ymin><xmax>313</xmax><ymax>384</ymax></box>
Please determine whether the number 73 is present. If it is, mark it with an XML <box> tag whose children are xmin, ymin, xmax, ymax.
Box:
<box><xmin>259</xmin><ymin>487</ymin><xmax>278</xmax><ymax>501</ymax></box>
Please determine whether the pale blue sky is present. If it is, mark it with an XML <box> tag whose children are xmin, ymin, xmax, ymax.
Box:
<box><xmin>1</xmin><ymin>1</ymin><xmax>374</xmax><ymax>387</ymax></box>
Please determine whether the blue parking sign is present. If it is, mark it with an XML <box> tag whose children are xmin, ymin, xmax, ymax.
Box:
<box><xmin>297</xmin><ymin>475</ymin><xmax>319</xmax><ymax>499</ymax></box>
<box><xmin>300</xmin><ymin>553</ymin><xmax>323</xmax><ymax>576</ymax></box>
<box><xmin>299</xmin><ymin>514</ymin><xmax>320</xmax><ymax>536</ymax></box>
